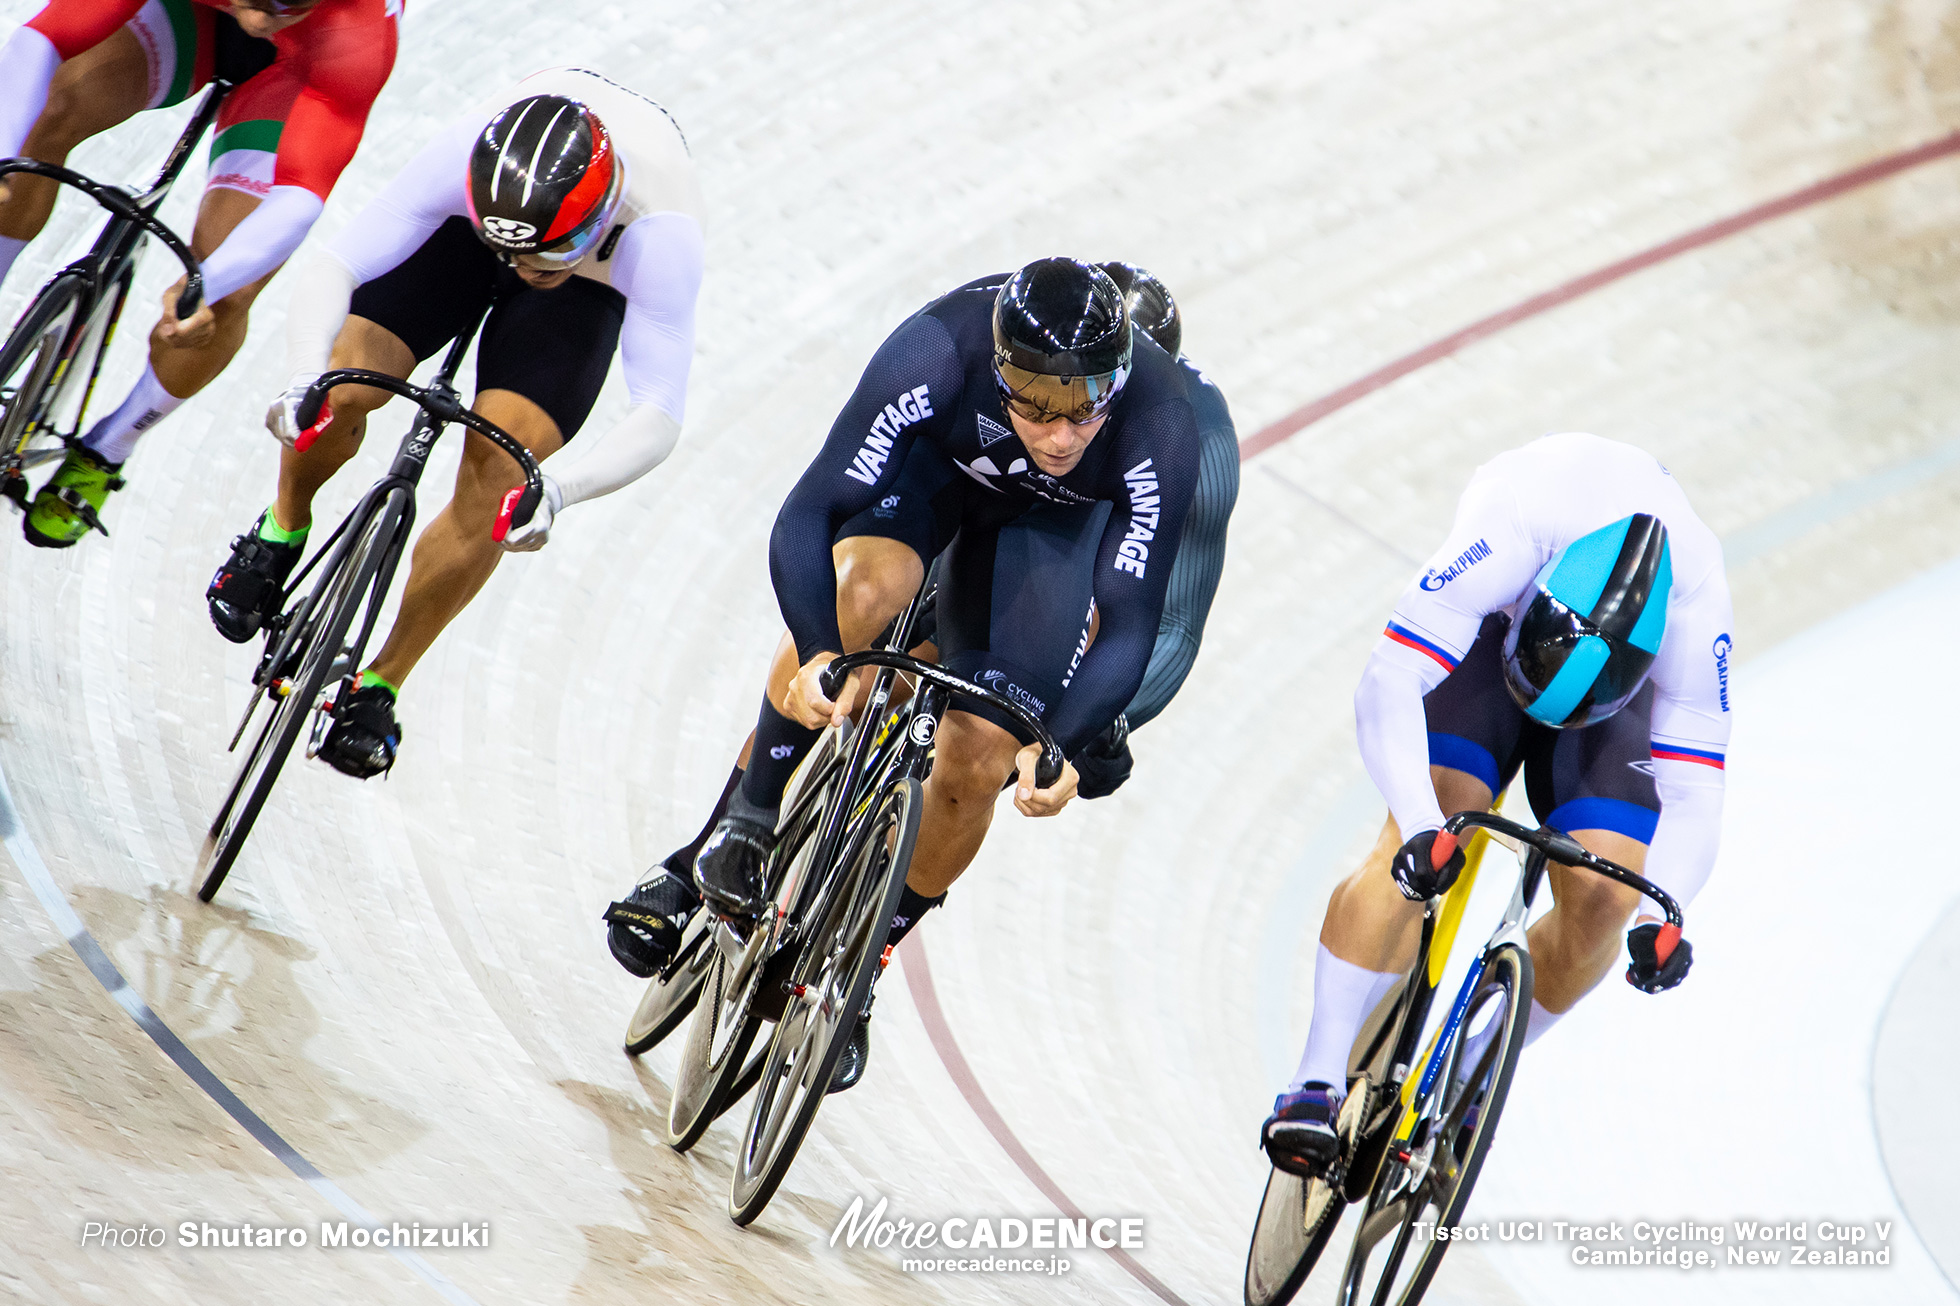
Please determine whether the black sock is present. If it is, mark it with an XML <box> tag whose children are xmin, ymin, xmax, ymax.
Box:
<box><xmin>738</xmin><ymin>693</ymin><xmax>822</xmax><ymax>817</ymax></box>
<box><xmin>885</xmin><ymin>885</ymin><xmax>946</xmax><ymax>950</ymax></box>
<box><xmin>662</xmin><ymin>764</ymin><xmax>744</xmax><ymax>875</ymax></box>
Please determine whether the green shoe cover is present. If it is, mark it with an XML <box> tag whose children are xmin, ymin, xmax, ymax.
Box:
<box><xmin>23</xmin><ymin>446</ymin><xmax>125</xmax><ymax>548</ymax></box>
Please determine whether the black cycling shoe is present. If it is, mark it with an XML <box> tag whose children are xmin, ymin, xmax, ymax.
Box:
<box><xmin>318</xmin><ymin>682</ymin><xmax>402</xmax><ymax>779</ymax></box>
<box><xmin>208</xmin><ymin>517</ymin><xmax>304</xmax><ymax>643</ymax></box>
<box><xmin>1261</xmin><ymin>1081</ymin><xmax>1342</xmax><ymax>1178</ymax></box>
<box><xmin>602</xmin><ymin>868</ymin><xmax>702</xmax><ymax>978</ymax></box>
<box><xmin>827</xmin><ymin>1003</ymin><xmax>873</xmax><ymax>1094</ymax></box>
<box><xmin>692</xmin><ymin>816</ymin><xmax>774</xmax><ymax>918</ymax></box>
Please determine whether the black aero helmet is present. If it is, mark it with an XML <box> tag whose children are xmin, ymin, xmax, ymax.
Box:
<box><xmin>992</xmin><ymin>258</ymin><xmax>1132</xmax><ymax>424</ymax></box>
<box><xmin>466</xmin><ymin>94</ymin><xmax>624</xmax><ymax>271</ymax></box>
<box><xmin>1502</xmin><ymin>513</ymin><xmax>1673</xmax><ymax>729</ymax></box>
<box><xmin>1098</xmin><ymin>261</ymin><xmax>1180</xmax><ymax>357</ymax></box>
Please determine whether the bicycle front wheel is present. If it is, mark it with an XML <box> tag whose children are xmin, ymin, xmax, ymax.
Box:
<box><xmin>729</xmin><ymin>774</ymin><xmax>920</xmax><ymax>1226</ymax></box>
<box><xmin>1338</xmin><ymin>943</ymin><xmax>1532</xmax><ymax>1306</ymax></box>
<box><xmin>200</xmin><ymin>492</ymin><xmax>400</xmax><ymax>900</ymax></box>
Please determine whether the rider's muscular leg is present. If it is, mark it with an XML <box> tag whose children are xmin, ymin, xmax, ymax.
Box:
<box><xmin>364</xmin><ymin>389</ymin><xmax>563</xmax><ymax>689</ymax></box>
<box><xmin>0</xmin><ymin>29</ymin><xmax>148</xmax><ymax>242</ymax></box>
<box><xmin>1320</xmin><ymin>765</ymin><xmax>1495</xmax><ymax>972</ymax></box>
<box><xmin>273</xmin><ymin>317</ymin><xmax>416</xmax><ymax>533</ymax></box>
<box><xmin>905</xmin><ymin>710</ymin><xmax>1022</xmax><ymax>898</ymax></box>
<box><xmin>1526</xmin><ymin>831</ymin><xmax>1648</xmax><ymax>1013</ymax></box>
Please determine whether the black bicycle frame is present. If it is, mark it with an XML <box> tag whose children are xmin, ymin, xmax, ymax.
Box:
<box><xmin>0</xmin><ymin>79</ymin><xmax>227</xmax><ymax>328</ymax></box>
<box><xmin>253</xmin><ymin>312</ymin><xmax>543</xmax><ymax>694</ymax></box>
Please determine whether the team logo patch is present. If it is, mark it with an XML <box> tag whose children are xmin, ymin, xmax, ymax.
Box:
<box><xmin>976</xmin><ymin>413</ymin><xmax>1014</xmax><ymax>448</ymax></box>
<box><xmin>479</xmin><ymin>216</ymin><xmax>537</xmax><ymax>245</ymax></box>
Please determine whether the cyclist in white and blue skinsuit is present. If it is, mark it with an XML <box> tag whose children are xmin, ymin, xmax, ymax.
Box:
<box><xmin>1262</xmin><ymin>432</ymin><xmax>1734</xmax><ymax>1178</ymax></box>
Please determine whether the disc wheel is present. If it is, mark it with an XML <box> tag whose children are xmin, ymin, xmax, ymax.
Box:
<box><xmin>0</xmin><ymin>273</ymin><xmax>85</xmax><ymax>504</ymax></box>
<box><xmin>624</xmin><ymin>915</ymin><xmax>714</xmax><ymax>1055</ymax></box>
<box><xmin>1244</xmin><ymin>1082</ymin><xmax>1375</xmax><ymax>1306</ymax></box>
<box><xmin>728</xmin><ymin>774</ymin><xmax>920</xmax><ymax>1226</ymax></box>
<box><xmin>200</xmin><ymin>496</ymin><xmax>398</xmax><ymax>901</ymax></box>
<box><xmin>1337</xmin><ymin>943</ymin><xmax>1532</xmax><ymax>1306</ymax></box>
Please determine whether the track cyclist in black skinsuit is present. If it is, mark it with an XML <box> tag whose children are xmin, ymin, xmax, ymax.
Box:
<box><xmin>604</xmin><ymin>259</ymin><xmax>1204</xmax><ymax>1091</ymax></box>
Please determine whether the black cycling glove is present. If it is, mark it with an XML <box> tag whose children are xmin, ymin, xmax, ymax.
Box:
<box><xmin>1072</xmin><ymin>716</ymin><xmax>1134</xmax><ymax>800</ymax></box>
<box><xmin>1390</xmin><ymin>828</ymin><xmax>1466</xmax><ymax>901</ymax></box>
<box><xmin>1625</xmin><ymin>922</ymin><xmax>1692</xmax><ymax>993</ymax></box>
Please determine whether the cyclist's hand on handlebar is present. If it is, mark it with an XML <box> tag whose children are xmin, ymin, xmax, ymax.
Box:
<box><xmin>497</xmin><ymin>475</ymin><xmax>561</xmax><ymax>553</ymax></box>
<box><xmin>1625</xmin><ymin>921</ymin><xmax>1692</xmax><ymax>993</ymax></box>
<box><xmin>1391</xmin><ymin>828</ymin><xmax>1466</xmax><ymax>901</ymax></box>
<box><xmin>1013</xmin><ymin>744</ymin><xmax>1077</xmax><ymax>817</ymax></box>
<box><xmin>785</xmin><ymin>652</ymin><xmax>855</xmax><ymax>730</ymax></box>
<box><xmin>265</xmin><ymin>372</ymin><xmax>325</xmax><ymax>449</ymax></box>
<box><xmin>1072</xmin><ymin>716</ymin><xmax>1133</xmax><ymax>800</ymax></box>
<box><xmin>155</xmin><ymin>277</ymin><xmax>216</xmax><ymax>348</ymax></box>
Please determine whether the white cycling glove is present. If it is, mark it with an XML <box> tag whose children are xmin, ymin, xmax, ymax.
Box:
<box><xmin>497</xmin><ymin>474</ymin><xmax>563</xmax><ymax>553</ymax></box>
<box><xmin>265</xmin><ymin>371</ymin><xmax>324</xmax><ymax>449</ymax></box>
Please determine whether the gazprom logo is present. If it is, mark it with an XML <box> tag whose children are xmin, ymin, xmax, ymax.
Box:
<box><xmin>1418</xmin><ymin>538</ymin><xmax>1492</xmax><ymax>591</ymax></box>
<box><xmin>844</xmin><ymin>385</ymin><xmax>933</xmax><ymax>485</ymax></box>
<box><xmin>1712</xmin><ymin>634</ymin><xmax>1731</xmax><ymax>711</ymax></box>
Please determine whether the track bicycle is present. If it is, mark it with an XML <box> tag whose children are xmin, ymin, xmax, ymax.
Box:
<box><xmin>652</xmin><ymin>579</ymin><xmax>1064</xmax><ymax>1227</ymax></box>
<box><xmin>0</xmin><ymin>83</ymin><xmax>225</xmax><ymax>531</ymax></box>
<box><xmin>1244</xmin><ymin>809</ymin><xmax>1685</xmax><ymax>1306</ymax></box>
<box><xmin>198</xmin><ymin>313</ymin><xmax>543</xmax><ymax>900</ymax></box>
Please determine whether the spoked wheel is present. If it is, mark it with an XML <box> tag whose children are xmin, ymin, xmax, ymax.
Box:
<box><xmin>1337</xmin><ymin>944</ymin><xmax>1532</xmax><ymax>1306</ymax></box>
<box><xmin>1244</xmin><ymin>1082</ymin><xmax>1375</xmax><ymax>1306</ymax></box>
<box><xmin>624</xmin><ymin>914</ymin><xmax>714</xmax><ymax>1055</ymax></box>
<box><xmin>0</xmin><ymin>274</ymin><xmax>85</xmax><ymax>510</ymax></box>
<box><xmin>665</xmin><ymin>938</ymin><xmax>768</xmax><ymax>1153</ymax></box>
<box><xmin>728</xmin><ymin>775</ymin><xmax>920</xmax><ymax>1226</ymax></box>
<box><xmin>200</xmin><ymin>496</ymin><xmax>398</xmax><ymax>901</ymax></box>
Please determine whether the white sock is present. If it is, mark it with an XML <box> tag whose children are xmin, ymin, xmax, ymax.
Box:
<box><xmin>81</xmin><ymin>365</ymin><xmax>185</xmax><ymax>464</ymax></box>
<box><xmin>0</xmin><ymin>28</ymin><xmax>60</xmax><ymax>160</ymax></box>
<box><xmin>1289</xmin><ymin>945</ymin><xmax>1403</xmax><ymax>1093</ymax></box>
<box><xmin>1523</xmin><ymin>998</ymin><xmax>1564</xmax><ymax>1047</ymax></box>
<box><xmin>0</xmin><ymin>235</ymin><xmax>26</xmax><ymax>289</ymax></box>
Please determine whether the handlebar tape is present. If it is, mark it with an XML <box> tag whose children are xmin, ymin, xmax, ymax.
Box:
<box><xmin>1430</xmin><ymin>830</ymin><xmax>1459</xmax><ymax>870</ymax></box>
<box><xmin>1653</xmin><ymin>922</ymin><xmax>1681</xmax><ymax>965</ymax></box>
<box><xmin>492</xmin><ymin>483</ymin><xmax>541</xmax><ymax>542</ymax></box>
<box><xmin>294</xmin><ymin>403</ymin><xmax>332</xmax><ymax>453</ymax></box>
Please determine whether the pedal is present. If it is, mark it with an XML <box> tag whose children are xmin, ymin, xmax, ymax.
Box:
<box><xmin>0</xmin><ymin>472</ymin><xmax>27</xmax><ymax>514</ymax></box>
<box><xmin>54</xmin><ymin>485</ymin><xmax>110</xmax><ymax>537</ymax></box>
<box><xmin>306</xmin><ymin>673</ymin><xmax>352</xmax><ymax>760</ymax></box>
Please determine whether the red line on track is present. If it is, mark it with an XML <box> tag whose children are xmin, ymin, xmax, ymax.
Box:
<box><xmin>1239</xmin><ymin>129</ymin><xmax>1960</xmax><ymax>461</ymax></box>
<box><xmin>900</xmin><ymin>939</ymin><xmax>1191</xmax><ymax>1306</ymax></box>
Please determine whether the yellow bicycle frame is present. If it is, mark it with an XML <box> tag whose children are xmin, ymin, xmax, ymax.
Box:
<box><xmin>1393</xmin><ymin>828</ymin><xmax>1491</xmax><ymax>1138</ymax></box>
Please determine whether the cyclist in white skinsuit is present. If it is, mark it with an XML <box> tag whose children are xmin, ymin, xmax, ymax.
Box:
<box><xmin>206</xmin><ymin>65</ymin><xmax>704</xmax><ymax>778</ymax></box>
<box><xmin>1262</xmin><ymin>432</ymin><xmax>1733</xmax><ymax>1176</ymax></box>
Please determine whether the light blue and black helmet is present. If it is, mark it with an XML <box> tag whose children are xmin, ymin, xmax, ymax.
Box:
<box><xmin>1501</xmin><ymin>513</ymin><xmax>1672</xmax><ymax>729</ymax></box>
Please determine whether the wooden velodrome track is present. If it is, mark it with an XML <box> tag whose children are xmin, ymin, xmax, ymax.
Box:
<box><xmin>2</xmin><ymin>1</ymin><xmax>1957</xmax><ymax>1302</ymax></box>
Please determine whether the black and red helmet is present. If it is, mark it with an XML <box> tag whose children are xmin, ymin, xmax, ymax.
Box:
<box><xmin>466</xmin><ymin>94</ymin><xmax>625</xmax><ymax>270</ymax></box>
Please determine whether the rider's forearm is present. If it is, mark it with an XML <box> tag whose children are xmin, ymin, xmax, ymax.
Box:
<box><xmin>282</xmin><ymin>249</ymin><xmax>359</xmax><ymax>376</ymax></box>
<box><xmin>1640</xmin><ymin>759</ymin><xmax>1725</xmax><ymax>921</ymax></box>
<box><xmin>551</xmin><ymin>406</ymin><xmax>681</xmax><ymax>507</ymax></box>
<box><xmin>197</xmin><ymin>185</ymin><xmax>322</xmax><ymax>305</ymax></box>
<box><xmin>1124</xmin><ymin>425</ymin><xmax>1238</xmax><ymax>728</ymax></box>
<box><xmin>1354</xmin><ymin>649</ymin><xmax>1451</xmax><ymax>837</ymax></box>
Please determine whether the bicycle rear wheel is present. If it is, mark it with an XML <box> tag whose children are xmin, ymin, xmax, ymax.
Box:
<box><xmin>728</xmin><ymin>774</ymin><xmax>920</xmax><ymax>1226</ymax></box>
<box><xmin>0</xmin><ymin>274</ymin><xmax>85</xmax><ymax>505</ymax></box>
<box><xmin>1337</xmin><ymin>943</ymin><xmax>1532</xmax><ymax>1306</ymax></box>
<box><xmin>624</xmin><ymin>915</ymin><xmax>713</xmax><ymax>1055</ymax></box>
<box><xmin>1244</xmin><ymin>1079</ymin><xmax>1379</xmax><ymax>1306</ymax></box>
<box><xmin>200</xmin><ymin>493</ymin><xmax>401</xmax><ymax>900</ymax></box>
